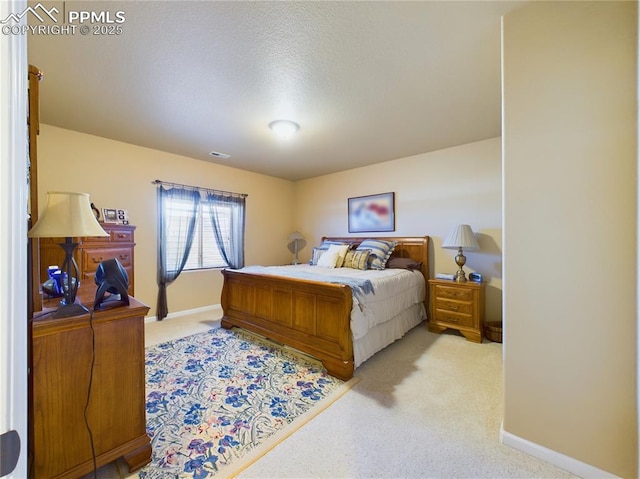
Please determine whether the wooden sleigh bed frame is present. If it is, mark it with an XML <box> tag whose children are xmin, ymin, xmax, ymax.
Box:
<box><xmin>220</xmin><ymin>236</ymin><xmax>430</xmax><ymax>380</ymax></box>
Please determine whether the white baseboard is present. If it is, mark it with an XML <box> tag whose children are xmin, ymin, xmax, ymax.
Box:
<box><xmin>500</xmin><ymin>425</ymin><xmax>620</xmax><ymax>479</ymax></box>
<box><xmin>145</xmin><ymin>304</ymin><xmax>222</xmax><ymax>323</ymax></box>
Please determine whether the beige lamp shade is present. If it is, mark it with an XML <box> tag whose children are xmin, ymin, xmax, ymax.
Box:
<box><xmin>441</xmin><ymin>224</ymin><xmax>479</xmax><ymax>282</ymax></box>
<box><xmin>441</xmin><ymin>224</ymin><xmax>479</xmax><ymax>250</ymax></box>
<box><xmin>28</xmin><ymin>191</ymin><xmax>108</xmax><ymax>238</ymax></box>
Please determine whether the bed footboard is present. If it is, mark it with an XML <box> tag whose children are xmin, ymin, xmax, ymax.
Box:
<box><xmin>220</xmin><ymin>269</ymin><xmax>355</xmax><ymax>380</ymax></box>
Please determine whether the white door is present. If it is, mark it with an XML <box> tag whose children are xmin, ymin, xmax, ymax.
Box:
<box><xmin>0</xmin><ymin>1</ymin><xmax>28</xmax><ymax>477</ymax></box>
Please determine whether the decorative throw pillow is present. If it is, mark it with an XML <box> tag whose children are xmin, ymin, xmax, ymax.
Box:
<box><xmin>356</xmin><ymin>239</ymin><xmax>397</xmax><ymax>270</ymax></box>
<box><xmin>309</xmin><ymin>247</ymin><xmax>325</xmax><ymax>265</ymax></box>
<box><xmin>331</xmin><ymin>244</ymin><xmax>350</xmax><ymax>267</ymax></box>
<box><xmin>317</xmin><ymin>244</ymin><xmax>350</xmax><ymax>268</ymax></box>
<box><xmin>342</xmin><ymin>250</ymin><xmax>370</xmax><ymax>270</ymax></box>
<box><xmin>385</xmin><ymin>257</ymin><xmax>423</xmax><ymax>270</ymax></box>
<box><xmin>317</xmin><ymin>249</ymin><xmax>340</xmax><ymax>268</ymax></box>
<box><xmin>309</xmin><ymin>241</ymin><xmax>351</xmax><ymax>265</ymax></box>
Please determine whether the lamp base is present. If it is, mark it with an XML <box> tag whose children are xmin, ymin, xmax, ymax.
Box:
<box><xmin>454</xmin><ymin>270</ymin><xmax>468</xmax><ymax>282</ymax></box>
<box><xmin>454</xmin><ymin>248</ymin><xmax>468</xmax><ymax>282</ymax></box>
<box><xmin>52</xmin><ymin>302</ymin><xmax>89</xmax><ymax>319</ymax></box>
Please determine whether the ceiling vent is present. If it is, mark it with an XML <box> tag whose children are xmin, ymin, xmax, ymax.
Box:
<box><xmin>209</xmin><ymin>151</ymin><xmax>231</xmax><ymax>159</ymax></box>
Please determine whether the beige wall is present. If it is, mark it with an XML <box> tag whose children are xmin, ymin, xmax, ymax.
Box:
<box><xmin>294</xmin><ymin>137</ymin><xmax>503</xmax><ymax>322</ymax></box>
<box><xmin>503</xmin><ymin>2</ymin><xmax>637</xmax><ymax>477</ymax></box>
<box><xmin>37</xmin><ymin>124</ymin><xmax>295</xmax><ymax>317</ymax></box>
<box><xmin>37</xmin><ymin>125</ymin><xmax>501</xmax><ymax>320</ymax></box>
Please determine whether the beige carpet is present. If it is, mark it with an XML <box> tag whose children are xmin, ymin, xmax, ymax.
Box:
<box><xmin>88</xmin><ymin>310</ymin><xmax>577</xmax><ymax>479</ymax></box>
<box><xmin>233</xmin><ymin>326</ymin><xmax>577</xmax><ymax>479</ymax></box>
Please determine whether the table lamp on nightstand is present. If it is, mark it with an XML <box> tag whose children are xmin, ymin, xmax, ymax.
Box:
<box><xmin>28</xmin><ymin>191</ymin><xmax>108</xmax><ymax>318</ymax></box>
<box><xmin>441</xmin><ymin>224</ymin><xmax>479</xmax><ymax>282</ymax></box>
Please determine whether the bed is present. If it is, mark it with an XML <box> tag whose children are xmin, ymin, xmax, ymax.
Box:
<box><xmin>220</xmin><ymin>236</ymin><xmax>430</xmax><ymax>380</ymax></box>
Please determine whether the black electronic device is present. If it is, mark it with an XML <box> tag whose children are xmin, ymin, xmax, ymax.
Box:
<box><xmin>469</xmin><ymin>272</ymin><xmax>483</xmax><ymax>283</ymax></box>
<box><xmin>94</xmin><ymin>258</ymin><xmax>130</xmax><ymax>310</ymax></box>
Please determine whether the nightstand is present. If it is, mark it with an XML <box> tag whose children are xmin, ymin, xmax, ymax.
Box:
<box><xmin>428</xmin><ymin>278</ymin><xmax>485</xmax><ymax>343</ymax></box>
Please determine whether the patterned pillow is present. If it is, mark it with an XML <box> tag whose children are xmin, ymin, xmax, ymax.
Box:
<box><xmin>309</xmin><ymin>247</ymin><xmax>324</xmax><ymax>265</ymax></box>
<box><xmin>355</xmin><ymin>239</ymin><xmax>397</xmax><ymax>270</ymax></box>
<box><xmin>342</xmin><ymin>250</ymin><xmax>370</xmax><ymax>270</ymax></box>
<box><xmin>332</xmin><ymin>244</ymin><xmax>350</xmax><ymax>267</ymax></box>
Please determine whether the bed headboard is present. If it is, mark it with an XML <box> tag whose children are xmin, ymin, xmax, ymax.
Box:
<box><xmin>321</xmin><ymin>236</ymin><xmax>430</xmax><ymax>282</ymax></box>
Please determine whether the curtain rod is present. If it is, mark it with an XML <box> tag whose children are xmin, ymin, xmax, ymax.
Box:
<box><xmin>151</xmin><ymin>179</ymin><xmax>248</xmax><ymax>198</ymax></box>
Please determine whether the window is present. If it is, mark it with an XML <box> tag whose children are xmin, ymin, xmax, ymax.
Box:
<box><xmin>164</xmin><ymin>196</ymin><xmax>230</xmax><ymax>270</ymax></box>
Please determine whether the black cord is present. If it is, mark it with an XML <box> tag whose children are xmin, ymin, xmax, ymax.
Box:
<box><xmin>83</xmin><ymin>310</ymin><xmax>98</xmax><ymax>479</ymax></box>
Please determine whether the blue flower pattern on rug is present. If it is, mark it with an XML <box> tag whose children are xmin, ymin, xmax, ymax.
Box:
<box><xmin>138</xmin><ymin>328</ymin><xmax>343</xmax><ymax>478</ymax></box>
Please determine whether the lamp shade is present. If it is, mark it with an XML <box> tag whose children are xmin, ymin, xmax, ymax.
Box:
<box><xmin>288</xmin><ymin>231</ymin><xmax>305</xmax><ymax>242</ymax></box>
<box><xmin>441</xmin><ymin>224</ymin><xmax>479</xmax><ymax>250</ymax></box>
<box><xmin>28</xmin><ymin>191</ymin><xmax>108</xmax><ymax>238</ymax></box>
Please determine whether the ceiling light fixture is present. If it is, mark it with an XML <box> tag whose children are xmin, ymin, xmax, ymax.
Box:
<box><xmin>269</xmin><ymin>120</ymin><xmax>299</xmax><ymax>139</ymax></box>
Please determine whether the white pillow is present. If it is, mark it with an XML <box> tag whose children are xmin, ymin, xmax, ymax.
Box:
<box><xmin>317</xmin><ymin>249</ymin><xmax>340</xmax><ymax>268</ymax></box>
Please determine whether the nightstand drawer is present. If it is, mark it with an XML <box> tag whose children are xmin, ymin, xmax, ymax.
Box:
<box><xmin>433</xmin><ymin>284</ymin><xmax>473</xmax><ymax>301</ymax></box>
<box><xmin>434</xmin><ymin>309</ymin><xmax>474</xmax><ymax>327</ymax></box>
<box><xmin>434</xmin><ymin>297</ymin><xmax>473</xmax><ymax>314</ymax></box>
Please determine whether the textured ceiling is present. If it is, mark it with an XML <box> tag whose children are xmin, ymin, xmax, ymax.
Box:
<box><xmin>27</xmin><ymin>1</ymin><xmax>524</xmax><ymax>181</ymax></box>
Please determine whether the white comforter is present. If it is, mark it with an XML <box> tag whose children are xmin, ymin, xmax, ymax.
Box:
<box><xmin>235</xmin><ymin>264</ymin><xmax>425</xmax><ymax>340</ymax></box>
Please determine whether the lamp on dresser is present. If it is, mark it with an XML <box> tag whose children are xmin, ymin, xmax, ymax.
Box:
<box><xmin>441</xmin><ymin>224</ymin><xmax>479</xmax><ymax>282</ymax></box>
<box><xmin>28</xmin><ymin>191</ymin><xmax>108</xmax><ymax>318</ymax></box>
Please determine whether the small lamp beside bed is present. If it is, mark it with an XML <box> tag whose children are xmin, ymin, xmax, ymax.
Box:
<box><xmin>442</xmin><ymin>224</ymin><xmax>479</xmax><ymax>282</ymax></box>
<box><xmin>287</xmin><ymin>231</ymin><xmax>306</xmax><ymax>264</ymax></box>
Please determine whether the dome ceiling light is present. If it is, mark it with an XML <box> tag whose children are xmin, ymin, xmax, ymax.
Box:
<box><xmin>269</xmin><ymin>120</ymin><xmax>300</xmax><ymax>139</ymax></box>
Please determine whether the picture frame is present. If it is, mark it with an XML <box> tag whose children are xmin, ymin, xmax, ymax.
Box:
<box><xmin>102</xmin><ymin>208</ymin><xmax>118</xmax><ymax>223</ymax></box>
<box><xmin>348</xmin><ymin>192</ymin><xmax>395</xmax><ymax>233</ymax></box>
<box><xmin>102</xmin><ymin>208</ymin><xmax>129</xmax><ymax>224</ymax></box>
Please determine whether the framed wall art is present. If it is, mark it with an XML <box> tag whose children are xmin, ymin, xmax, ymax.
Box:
<box><xmin>348</xmin><ymin>192</ymin><xmax>395</xmax><ymax>233</ymax></box>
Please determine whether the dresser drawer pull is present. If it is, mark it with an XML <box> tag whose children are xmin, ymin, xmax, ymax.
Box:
<box><xmin>92</xmin><ymin>257</ymin><xmax>104</xmax><ymax>263</ymax></box>
<box><xmin>117</xmin><ymin>234</ymin><xmax>126</xmax><ymax>239</ymax></box>
<box><xmin>119</xmin><ymin>254</ymin><xmax>129</xmax><ymax>260</ymax></box>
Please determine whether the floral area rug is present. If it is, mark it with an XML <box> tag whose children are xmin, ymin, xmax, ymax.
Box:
<box><xmin>138</xmin><ymin>327</ymin><xmax>348</xmax><ymax>479</ymax></box>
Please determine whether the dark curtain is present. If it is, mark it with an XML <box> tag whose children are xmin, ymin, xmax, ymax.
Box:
<box><xmin>156</xmin><ymin>186</ymin><xmax>200</xmax><ymax>321</ymax></box>
<box><xmin>205</xmin><ymin>192</ymin><xmax>246</xmax><ymax>269</ymax></box>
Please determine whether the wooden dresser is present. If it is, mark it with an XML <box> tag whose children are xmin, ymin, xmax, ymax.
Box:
<box><xmin>38</xmin><ymin>223</ymin><xmax>135</xmax><ymax>299</ymax></box>
<box><xmin>29</xmin><ymin>297</ymin><xmax>151</xmax><ymax>478</ymax></box>
<box><xmin>428</xmin><ymin>278</ymin><xmax>485</xmax><ymax>343</ymax></box>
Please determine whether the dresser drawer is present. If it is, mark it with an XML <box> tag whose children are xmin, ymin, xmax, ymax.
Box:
<box><xmin>83</xmin><ymin>247</ymin><xmax>133</xmax><ymax>273</ymax></box>
<box><xmin>110</xmin><ymin>229</ymin><xmax>134</xmax><ymax>243</ymax></box>
<box><xmin>82</xmin><ymin>225</ymin><xmax>135</xmax><ymax>243</ymax></box>
<box><xmin>433</xmin><ymin>309</ymin><xmax>474</xmax><ymax>327</ymax></box>
<box><xmin>433</xmin><ymin>284</ymin><xmax>473</xmax><ymax>301</ymax></box>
